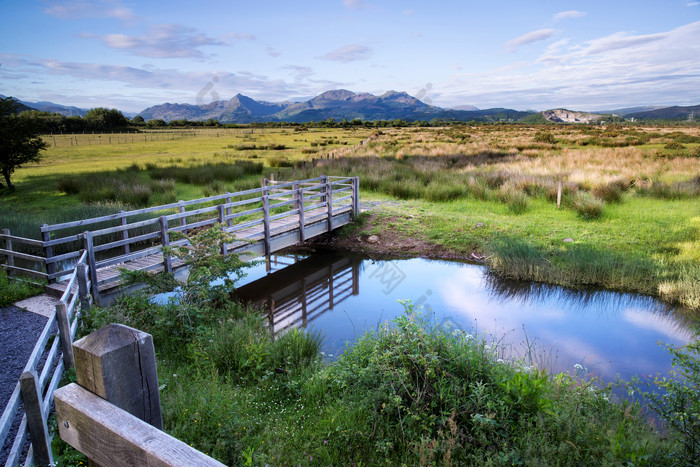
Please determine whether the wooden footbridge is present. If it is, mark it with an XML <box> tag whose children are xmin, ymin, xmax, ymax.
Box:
<box><xmin>0</xmin><ymin>175</ymin><xmax>359</xmax><ymax>305</ymax></box>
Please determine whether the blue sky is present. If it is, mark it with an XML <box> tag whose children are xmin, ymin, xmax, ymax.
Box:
<box><xmin>1</xmin><ymin>0</ymin><xmax>699</xmax><ymax>113</ymax></box>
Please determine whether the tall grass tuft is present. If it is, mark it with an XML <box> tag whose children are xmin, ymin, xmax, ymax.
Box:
<box><xmin>486</xmin><ymin>236</ymin><xmax>549</xmax><ymax>282</ymax></box>
<box><xmin>569</xmin><ymin>191</ymin><xmax>605</xmax><ymax>219</ymax></box>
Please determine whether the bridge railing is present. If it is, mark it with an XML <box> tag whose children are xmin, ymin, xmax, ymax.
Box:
<box><xmin>1</xmin><ymin>175</ymin><xmax>359</xmax><ymax>303</ymax></box>
<box><xmin>0</xmin><ymin>252</ymin><xmax>90</xmax><ymax>467</ymax></box>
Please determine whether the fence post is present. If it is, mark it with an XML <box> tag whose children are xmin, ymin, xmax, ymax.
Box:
<box><xmin>225</xmin><ymin>192</ymin><xmax>232</xmax><ymax>227</ymax></box>
<box><xmin>159</xmin><ymin>216</ymin><xmax>172</xmax><ymax>273</ymax></box>
<box><xmin>72</xmin><ymin>323</ymin><xmax>163</xmax><ymax>429</ymax></box>
<box><xmin>2</xmin><ymin>228</ymin><xmax>13</xmax><ymax>271</ymax></box>
<box><xmin>320</xmin><ymin>174</ymin><xmax>327</xmax><ymax>203</ymax></box>
<box><xmin>178</xmin><ymin>200</ymin><xmax>187</xmax><ymax>232</ymax></box>
<box><xmin>77</xmin><ymin>262</ymin><xmax>91</xmax><ymax>311</ymax></box>
<box><xmin>19</xmin><ymin>371</ymin><xmax>54</xmax><ymax>467</ymax></box>
<box><xmin>217</xmin><ymin>205</ymin><xmax>228</xmax><ymax>256</ymax></box>
<box><xmin>83</xmin><ymin>231</ymin><xmax>100</xmax><ymax>305</ymax></box>
<box><xmin>326</xmin><ymin>177</ymin><xmax>333</xmax><ymax>231</ymax></box>
<box><xmin>56</xmin><ymin>302</ymin><xmax>75</xmax><ymax>369</ymax></box>
<box><xmin>295</xmin><ymin>185</ymin><xmax>305</xmax><ymax>242</ymax></box>
<box><xmin>352</xmin><ymin>176</ymin><xmax>360</xmax><ymax>219</ymax></box>
<box><xmin>41</xmin><ymin>224</ymin><xmax>55</xmax><ymax>283</ymax></box>
<box><xmin>119</xmin><ymin>211</ymin><xmax>130</xmax><ymax>255</ymax></box>
<box><xmin>262</xmin><ymin>191</ymin><xmax>271</xmax><ymax>256</ymax></box>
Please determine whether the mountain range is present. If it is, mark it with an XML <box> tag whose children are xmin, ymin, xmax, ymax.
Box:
<box><xmin>4</xmin><ymin>92</ymin><xmax>698</xmax><ymax>123</ymax></box>
<box><xmin>138</xmin><ymin>90</ymin><xmax>532</xmax><ymax>123</ymax></box>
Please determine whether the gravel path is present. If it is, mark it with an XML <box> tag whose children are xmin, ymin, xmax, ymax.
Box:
<box><xmin>0</xmin><ymin>306</ymin><xmax>49</xmax><ymax>465</ymax></box>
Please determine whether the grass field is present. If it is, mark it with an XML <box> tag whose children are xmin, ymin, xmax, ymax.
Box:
<box><xmin>1</xmin><ymin>124</ymin><xmax>699</xmax><ymax>313</ymax></box>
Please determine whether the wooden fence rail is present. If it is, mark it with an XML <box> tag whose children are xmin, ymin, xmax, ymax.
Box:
<box><xmin>0</xmin><ymin>252</ymin><xmax>91</xmax><ymax>467</ymax></box>
<box><xmin>54</xmin><ymin>324</ymin><xmax>224</xmax><ymax>467</ymax></box>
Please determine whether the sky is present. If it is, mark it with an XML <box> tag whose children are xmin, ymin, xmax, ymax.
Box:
<box><xmin>1</xmin><ymin>0</ymin><xmax>699</xmax><ymax>113</ymax></box>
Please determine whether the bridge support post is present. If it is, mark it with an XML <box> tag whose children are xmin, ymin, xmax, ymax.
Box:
<box><xmin>118</xmin><ymin>211</ymin><xmax>131</xmax><ymax>255</ymax></box>
<box><xmin>326</xmin><ymin>177</ymin><xmax>333</xmax><ymax>231</ymax></box>
<box><xmin>41</xmin><ymin>224</ymin><xmax>55</xmax><ymax>284</ymax></box>
<box><xmin>352</xmin><ymin>177</ymin><xmax>360</xmax><ymax>219</ymax></box>
<box><xmin>83</xmin><ymin>231</ymin><xmax>100</xmax><ymax>305</ymax></box>
<box><xmin>262</xmin><ymin>192</ymin><xmax>271</xmax><ymax>256</ymax></box>
<box><xmin>295</xmin><ymin>184</ymin><xmax>305</xmax><ymax>242</ymax></box>
<box><xmin>159</xmin><ymin>216</ymin><xmax>172</xmax><ymax>273</ymax></box>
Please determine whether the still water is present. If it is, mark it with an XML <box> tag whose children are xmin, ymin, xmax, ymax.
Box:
<box><xmin>235</xmin><ymin>253</ymin><xmax>695</xmax><ymax>384</ymax></box>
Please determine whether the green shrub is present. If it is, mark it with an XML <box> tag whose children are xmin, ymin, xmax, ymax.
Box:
<box><xmin>533</xmin><ymin>131</ymin><xmax>557</xmax><ymax>144</ymax></box>
<box><xmin>630</xmin><ymin>341</ymin><xmax>700</xmax><ymax>465</ymax></box>
<box><xmin>665</xmin><ymin>142</ymin><xmax>687</xmax><ymax>150</ymax></box>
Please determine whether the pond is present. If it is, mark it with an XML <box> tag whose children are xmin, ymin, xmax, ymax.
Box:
<box><xmin>234</xmin><ymin>252</ymin><xmax>696</xmax><ymax>385</ymax></box>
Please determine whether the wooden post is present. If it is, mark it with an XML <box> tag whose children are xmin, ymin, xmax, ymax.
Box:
<box><xmin>2</xmin><ymin>228</ymin><xmax>13</xmax><ymax>271</ymax></box>
<box><xmin>297</xmin><ymin>186</ymin><xmax>305</xmax><ymax>242</ymax></box>
<box><xmin>19</xmin><ymin>371</ymin><xmax>54</xmax><ymax>467</ymax></box>
<box><xmin>557</xmin><ymin>180</ymin><xmax>562</xmax><ymax>209</ymax></box>
<box><xmin>41</xmin><ymin>225</ymin><xmax>55</xmax><ymax>283</ymax></box>
<box><xmin>320</xmin><ymin>174</ymin><xmax>327</xmax><ymax>203</ymax></box>
<box><xmin>77</xmin><ymin>262</ymin><xmax>91</xmax><ymax>311</ymax></box>
<box><xmin>262</xmin><ymin>192</ymin><xmax>271</xmax><ymax>256</ymax></box>
<box><xmin>159</xmin><ymin>216</ymin><xmax>172</xmax><ymax>274</ymax></box>
<box><xmin>352</xmin><ymin>176</ymin><xmax>360</xmax><ymax>219</ymax></box>
<box><xmin>261</xmin><ymin>177</ymin><xmax>268</xmax><ymax>189</ymax></box>
<box><xmin>178</xmin><ymin>201</ymin><xmax>186</xmax><ymax>232</ymax></box>
<box><xmin>224</xmin><ymin>192</ymin><xmax>232</xmax><ymax>227</ymax></box>
<box><xmin>56</xmin><ymin>301</ymin><xmax>75</xmax><ymax>369</ymax></box>
<box><xmin>326</xmin><ymin>177</ymin><xmax>333</xmax><ymax>231</ymax></box>
<box><xmin>83</xmin><ymin>231</ymin><xmax>100</xmax><ymax>305</ymax></box>
<box><xmin>72</xmin><ymin>323</ymin><xmax>163</xmax><ymax>429</ymax></box>
<box><xmin>217</xmin><ymin>205</ymin><xmax>227</xmax><ymax>256</ymax></box>
<box><xmin>119</xmin><ymin>210</ymin><xmax>130</xmax><ymax>255</ymax></box>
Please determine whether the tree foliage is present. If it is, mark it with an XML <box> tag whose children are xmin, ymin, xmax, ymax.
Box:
<box><xmin>0</xmin><ymin>97</ymin><xmax>48</xmax><ymax>190</ymax></box>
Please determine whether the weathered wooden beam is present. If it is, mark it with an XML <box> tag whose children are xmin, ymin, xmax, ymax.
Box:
<box><xmin>83</xmin><ymin>231</ymin><xmax>100</xmax><ymax>305</ymax></box>
<box><xmin>119</xmin><ymin>210</ymin><xmax>130</xmax><ymax>255</ymax></box>
<box><xmin>77</xmin><ymin>262</ymin><xmax>91</xmax><ymax>311</ymax></box>
<box><xmin>19</xmin><ymin>371</ymin><xmax>54</xmax><ymax>467</ymax></box>
<box><xmin>72</xmin><ymin>323</ymin><xmax>163</xmax><ymax>429</ymax></box>
<box><xmin>56</xmin><ymin>301</ymin><xmax>75</xmax><ymax>369</ymax></box>
<box><xmin>262</xmin><ymin>191</ymin><xmax>271</xmax><ymax>256</ymax></box>
<box><xmin>55</xmin><ymin>383</ymin><xmax>225</xmax><ymax>467</ymax></box>
<box><xmin>159</xmin><ymin>216</ymin><xmax>172</xmax><ymax>274</ymax></box>
<box><xmin>41</xmin><ymin>224</ymin><xmax>55</xmax><ymax>283</ymax></box>
<box><xmin>1</xmin><ymin>228</ymin><xmax>13</xmax><ymax>269</ymax></box>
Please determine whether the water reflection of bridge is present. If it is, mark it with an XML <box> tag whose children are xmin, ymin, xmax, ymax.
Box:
<box><xmin>235</xmin><ymin>253</ymin><xmax>360</xmax><ymax>336</ymax></box>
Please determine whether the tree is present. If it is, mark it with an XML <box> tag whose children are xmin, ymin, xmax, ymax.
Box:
<box><xmin>0</xmin><ymin>97</ymin><xmax>48</xmax><ymax>190</ymax></box>
<box><xmin>131</xmin><ymin>115</ymin><xmax>145</xmax><ymax>123</ymax></box>
<box><xmin>84</xmin><ymin>107</ymin><xmax>128</xmax><ymax>130</ymax></box>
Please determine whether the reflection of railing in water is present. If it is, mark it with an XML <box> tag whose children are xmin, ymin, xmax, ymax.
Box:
<box><xmin>235</xmin><ymin>254</ymin><xmax>360</xmax><ymax>336</ymax></box>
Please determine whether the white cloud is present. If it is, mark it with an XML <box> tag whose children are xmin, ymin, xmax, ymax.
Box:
<box><xmin>342</xmin><ymin>0</ymin><xmax>365</xmax><ymax>10</ymax></box>
<box><xmin>442</xmin><ymin>21</ymin><xmax>700</xmax><ymax>110</ymax></box>
<box><xmin>89</xmin><ymin>24</ymin><xmax>226</xmax><ymax>59</ymax></box>
<box><xmin>44</xmin><ymin>0</ymin><xmax>138</xmax><ymax>23</ymax></box>
<box><xmin>688</xmin><ymin>2</ymin><xmax>700</xmax><ymax>6</ymax></box>
<box><xmin>403</xmin><ymin>10</ymin><xmax>414</xmax><ymax>16</ymax></box>
<box><xmin>320</xmin><ymin>44</ymin><xmax>372</xmax><ymax>62</ymax></box>
<box><xmin>553</xmin><ymin>10</ymin><xmax>586</xmax><ymax>22</ymax></box>
<box><xmin>505</xmin><ymin>28</ymin><xmax>556</xmax><ymax>52</ymax></box>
